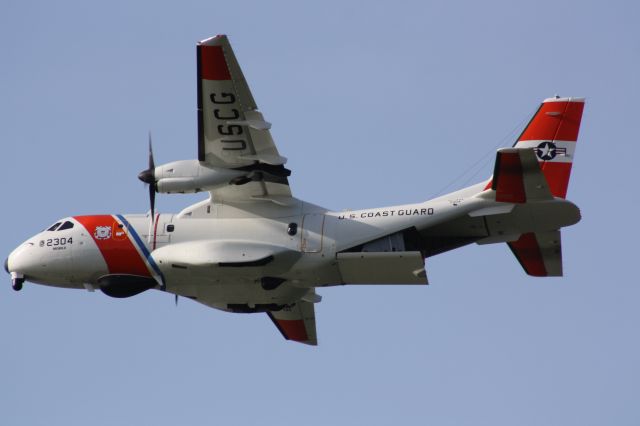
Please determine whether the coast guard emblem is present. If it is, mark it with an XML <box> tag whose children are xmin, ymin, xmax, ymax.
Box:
<box><xmin>94</xmin><ymin>226</ymin><xmax>112</xmax><ymax>240</ymax></box>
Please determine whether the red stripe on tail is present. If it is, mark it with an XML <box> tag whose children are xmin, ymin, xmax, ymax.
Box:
<box><xmin>539</xmin><ymin>162</ymin><xmax>572</xmax><ymax>199</ymax></box>
<box><xmin>493</xmin><ymin>152</ymin><xmax>526</xmax><ymax>203</ymax></box>
<box><xmin>508</xmin><ymin>233</ymin><xmax>547</xmax><ymax>276</ymax></box>
<box><xmin>511</xmin><ymin>97</ymin><xmax>585</xmax><ymax>199</ymax></box>
<box><xmin>519</xmin><ymin>100</ymin><xmax>584</xmax><ymax>142</ymax></box>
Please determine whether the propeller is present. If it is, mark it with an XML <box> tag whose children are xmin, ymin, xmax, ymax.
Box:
<box><xmin>138</xmin><ymin>133</ymin><xmax>157</xmax><ymax>227</ymax></box>
<box><xmin>138</xmin><ymin>133</ymin><xmax>167</xmax><ymax>292</ymax></box>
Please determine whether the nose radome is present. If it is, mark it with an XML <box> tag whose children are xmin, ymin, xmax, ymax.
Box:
<box><xmin>6</xmin><ymin>248</ymin><xmax>27</xmax><ymax>291</ymax></box>
<box><xmin>7</xmin><ymin>242</ymin><xmax>37</xmax><ymax>276</ymax></box>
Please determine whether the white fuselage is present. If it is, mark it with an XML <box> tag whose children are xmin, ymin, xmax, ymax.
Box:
<box><xmin>5</xmin><ymin>183</ymin><xmax>580</xmax><ymax>312</ymax></box>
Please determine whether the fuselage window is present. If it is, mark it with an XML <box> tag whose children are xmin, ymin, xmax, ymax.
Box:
<box><xmin>166</xmin><ymin>224</ymin><xmax>175</xmax><ymax>232</ymax></box>
<box><xmin>47</xmin><ymin>222</ymin><xmax>61</xmax><ymax>231</ymax></box>
<box><xmin>58</xmin><ymin>221</ymin><xmax>74</xmax><ymax>231</ymax></box>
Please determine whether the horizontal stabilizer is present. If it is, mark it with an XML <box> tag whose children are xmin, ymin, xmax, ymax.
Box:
<box><xmin>468</xmin><ymin>204</ymin><xmax>515</xmax><ymax>217</ymax></box>
<box><xmin>508</xmin><ymin>231</ymin><xmax>562</xmax><ymax>277</ymax></box>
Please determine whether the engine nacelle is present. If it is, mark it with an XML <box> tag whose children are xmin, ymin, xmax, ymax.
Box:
<box><xmin>154</xmin><ymin>160</ymin><xmax>246</xmax><ymax>193</ymax></box>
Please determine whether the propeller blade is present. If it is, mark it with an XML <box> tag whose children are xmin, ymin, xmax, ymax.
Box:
<box><xmin>138</xmin><ymin>133</ymin><xmax>156</xmax><ymax>185</ymax></box>
<box><xmin>148</xmin><ymin>133</ymin><xmax>156</xmax><ymax>226</ymax></box>
<box><xmin>148</xmin><ymin>132</ymin><xmax>155</xmax><ymax>171</ymax></box>
<box><xmin>175</xmin><ymin>294</ymin><xmax>179</xmax><ymax>306</ymax></box>
<box><xmin>150</xmin><ymin>183</ymin><xmax>156</xmax><ymax>221</ymax></box>
<box><xmin>139</xmin><ymin>132</ymin><xmax>157</xmax><ymax>235</ymax></box>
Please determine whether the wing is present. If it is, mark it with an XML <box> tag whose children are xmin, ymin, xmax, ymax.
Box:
<box><xmin>267</xmin><ymin>301</ymin><xmax>318</xmax><ymax>346</ymax></box>
<box><xmin>197</xmin><ymin>35</ymin><xmax>293</xmax><ymax>204</ymax></box>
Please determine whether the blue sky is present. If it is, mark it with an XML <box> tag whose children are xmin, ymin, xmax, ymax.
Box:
<box><xmin>2</xmin><ymin>1</ymin><xmax>639</xmax><ymax>425</ymax></box>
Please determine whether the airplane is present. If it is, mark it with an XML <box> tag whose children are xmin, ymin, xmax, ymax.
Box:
<box><xmin>5</xmin><ymin>35</ymin><xmax>585</xmax><ymax>345</ymax></box>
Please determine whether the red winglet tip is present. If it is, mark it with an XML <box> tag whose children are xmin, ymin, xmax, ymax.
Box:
<box><xmin>278</xmin><ymin>319</ymin><xmax>309</xmax><ymax>342</ymax></box>
<box><xmin>200</xmin><ymin>44</ymin><xmax>231</xmax><ymax>80</ymax></box>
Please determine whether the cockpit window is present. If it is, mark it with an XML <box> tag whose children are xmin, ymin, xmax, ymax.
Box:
<box><xmin>58</xmin><ymin>221</ymin><xmax>74</xmax><ymax>231</ymax></box>
<box><xmin>47</xmin><ymin>222</ymin><xmax>62</xmax><ymax>231</ymax></box>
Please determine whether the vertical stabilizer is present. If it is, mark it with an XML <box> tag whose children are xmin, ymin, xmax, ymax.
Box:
<box><xmin>512</xmin><ymin>97</ymin><xmax>585</xmax><ymax>198</ymax></box>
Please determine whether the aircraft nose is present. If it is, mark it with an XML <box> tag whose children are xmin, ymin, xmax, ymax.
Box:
<box><xmin>7</xmin><ymin>242</ymin><xmax>38</xmax><ymax>277</ymax></box>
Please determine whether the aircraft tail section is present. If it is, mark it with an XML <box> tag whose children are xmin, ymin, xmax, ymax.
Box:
<box><xmin>508</xmin><ymin>230</ymin><xmax>563</xmax><ymax>277</ymax></box>
<box><xmin>482</xmin><ymin>147</ymin><xmax>577</xmax><ymax>277</ymax></box>
<box><xmin>491</xmin><ymin>147</ymin><xmax>554</xmax><ymax>203</ymax></box>
<box><xmin>476</xmin><ymin>96</ymin><xmax>586</xmax><ymax>275</ymax></box>
<box><xmin>511</xmin><ymin>96</ymin><xmax>585</xmax><ymax>198</ymax></box>
<box><xmin>478</xmin><ymin>97</ymin><xmax>584</xmax><ymax>276</ymax></box>
<box><xmin>484</xmin><ymin>97</ymin><xmax>584</xmax><ymax>198</ymax></box>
